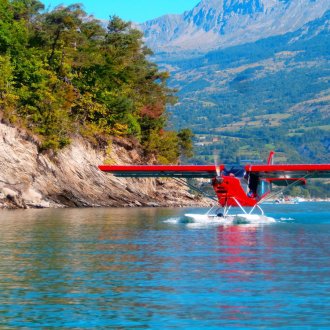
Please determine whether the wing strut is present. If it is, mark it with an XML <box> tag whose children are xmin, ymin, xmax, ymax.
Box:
<box><xmin>258</xmin><ymin>172</ymin><xmax>311</xmax><ymax>204</ymax></box>
<box><xmin>173</xmin><ymin>178</ymin><xmax>217</xmax><ymax>202</ymax></box>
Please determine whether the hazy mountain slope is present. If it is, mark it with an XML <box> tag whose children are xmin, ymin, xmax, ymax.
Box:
<box><xmin>141</xmin><ymin>0</ymin><xmax>330</xmax><ymax>53</ymax></box>
<box><xmin>163</xmin><ymin>11</ymin><xmax>330</xmax><ymax>163</ymax></box>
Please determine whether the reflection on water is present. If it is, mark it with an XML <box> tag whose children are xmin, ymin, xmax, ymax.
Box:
<box><xmin>0</xmin><ymin>204</ymin><xmax>330</xmax><ymax>328</ymax></box>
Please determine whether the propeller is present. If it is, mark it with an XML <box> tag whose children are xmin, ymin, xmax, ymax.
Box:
<box><xmin>213</xmin><ymin>150</ymin><xmax>223</xmax><ymax>183</ymax></box>
<box><xmin>213</xmin><ymin>150</ymin><xmax>221</xmax><ymax>176</ymax></box>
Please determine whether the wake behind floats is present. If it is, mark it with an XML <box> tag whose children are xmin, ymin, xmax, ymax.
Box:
<box><xmin>99</xmin><ymin>152</ymin><xmax>330</xmax><ymax>224</ymax></box>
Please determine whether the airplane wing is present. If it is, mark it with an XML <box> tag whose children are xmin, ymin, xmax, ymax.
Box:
<box><xmin>99</xmin><ymin>163</ymin><xmax>330</xmax><ymax>183</ymax></box>
<box><xmin>98</xmin><ymin>165</ymin><xmax>222</xmax><ymax>178</ymax></box>
<box><xmin>245</xmin><ymin>164</ymin><xmax>330</xmax><ymax>186</ymax></box>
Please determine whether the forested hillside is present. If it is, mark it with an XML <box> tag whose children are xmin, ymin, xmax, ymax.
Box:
<box><xmin>0</xmin><ymin>0</ymin><xmax>192</xmax><ymax>164</ymax></box>
<box><xmin>163</xmin><ymin>10</ymin><xmax>330</xmax><ymax>165</ymax></box>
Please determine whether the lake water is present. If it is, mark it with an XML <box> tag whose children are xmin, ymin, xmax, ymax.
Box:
<box><xmin>0</xmin><ymin>202</ymin><xmax>330</xmax><ymax>329</ymax></box>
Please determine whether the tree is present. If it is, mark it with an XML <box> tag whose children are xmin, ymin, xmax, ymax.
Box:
<box><xmin>0</xmin><ymin>2</ymin><xmax>185</xmax><ymax>162</ymax></box>
<box><xmin>145</xmin><ymin>130</ymin><xmax>179</xmax><ymax>164</ymax></box>
<box><xmin>178</xmin><ymin>128</ymin><xmax>194</xmax><ymax>159</ymax></box>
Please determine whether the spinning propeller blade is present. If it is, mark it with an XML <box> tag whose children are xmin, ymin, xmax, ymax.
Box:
<box><xmin>213</xmin><ymin>150</ymin><xmax>221</xmax><ymax>177</ymax></box>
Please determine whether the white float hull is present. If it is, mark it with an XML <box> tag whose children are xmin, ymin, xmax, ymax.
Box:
<box><xmin>184</xmin><ymin>213</ymin><xmax>275</xmax><ymax>226</ymax></box>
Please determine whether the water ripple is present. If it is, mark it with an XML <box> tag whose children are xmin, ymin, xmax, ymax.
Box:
<box><xmin>0</xmin><ymin>203</ymin><xmax>329</xmax><ymax>328</ymax></box>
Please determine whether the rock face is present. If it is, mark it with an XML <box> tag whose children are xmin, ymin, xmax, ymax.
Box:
<box><xmin>0</xmin><ymin>122</ymin><xmax>209</xmax><ymax>209</ymax></box>
<box><xmin>141</xmin><ymin>0</ymin><xmax>330</xmax><ymax>53</ymax></box>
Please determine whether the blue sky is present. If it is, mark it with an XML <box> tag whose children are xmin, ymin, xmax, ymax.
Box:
<box><xmin>41</xmin><ymin>0</ymin><xmax>201</xmax><ymax>23</ymax></box>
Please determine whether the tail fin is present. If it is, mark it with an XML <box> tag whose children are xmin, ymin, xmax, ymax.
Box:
<box><xmin>267</xmin><ymin>151</ymin><xmax>275</xmax><ymax>165</ymax></box>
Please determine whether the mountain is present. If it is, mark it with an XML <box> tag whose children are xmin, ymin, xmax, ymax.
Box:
<box><xmin>141</xmin><ymin>0</ymin><xmax>330</xmax><ymax>53</ymax></box>
<box><xmin>161</xmin><ymin>10</ymin><xmax>330</xmax><ymax>164</ymax></box>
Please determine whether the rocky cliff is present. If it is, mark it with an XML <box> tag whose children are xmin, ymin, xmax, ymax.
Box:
<box><xmin>0</xmin><ymin>122</ymin><xmax>208</xmax><ymax>209</ymax></box>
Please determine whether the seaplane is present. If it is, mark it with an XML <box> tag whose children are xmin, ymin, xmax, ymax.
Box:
<box><xmin>99</xmin><ymin>152</ymin><xmax>330</xmax><ymax>225</ymax></box>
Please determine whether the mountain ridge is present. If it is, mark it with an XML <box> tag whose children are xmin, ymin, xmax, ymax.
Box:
<box><xmin>141</xmin><ymin>0</ymin><xmax>330</xmax><ymax>53</ymax></box>
<box><xmin>162</xmin><ymin>9</ymin><xmax>330</xmax><ymax>164</ymax></box>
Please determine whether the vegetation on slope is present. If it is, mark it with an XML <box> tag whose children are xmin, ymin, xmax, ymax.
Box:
<box><xmin>0</xmin><ymin>0</ymin><xmax>193</xmax><ymax>163</ymax></box>
<box><xmin>164</xmin><ymin>10</ymin><xmax>330</xmax><ymax>165</ymax></box>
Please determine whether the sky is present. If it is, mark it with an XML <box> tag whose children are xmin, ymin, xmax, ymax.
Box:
<box><xmin>41</xmin><ymin>0</ymin><xmax>201</xmax><ymax>23</ymax></box>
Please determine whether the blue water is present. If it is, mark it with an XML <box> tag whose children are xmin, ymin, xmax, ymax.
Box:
<box><xmin>0</xmin><ymin>202</ymin><xmax>330</xmax><ymax>329</ymax></box>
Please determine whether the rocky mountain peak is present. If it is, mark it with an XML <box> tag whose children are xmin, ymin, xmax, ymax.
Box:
<box><xmin>140</xmin><ymin>0</ymin><xmax>330</xmax><ymax>53</ymax></box>
<box><xmin>183</xmin><ymin>0</ymin><xmax>265</xmax><ymax>33</ymax></box>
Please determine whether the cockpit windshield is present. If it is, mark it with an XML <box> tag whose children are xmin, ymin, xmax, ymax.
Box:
<box><xmin>223</xmin><ymin>166</ymin><xmax>245</xmax><ymax>177</ymax></box>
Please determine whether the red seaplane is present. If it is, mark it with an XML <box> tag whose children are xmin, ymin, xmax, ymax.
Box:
<box><xmin>99</xmin><ymin>152</ymin><xmax>330</xmax><ymax>223</ymax></box>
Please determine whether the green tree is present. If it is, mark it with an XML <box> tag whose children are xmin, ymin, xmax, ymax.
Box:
<box><xmin>0</xmin><ymin>2</ymin><xmax>185</xmax><ymax>162</ymax></box>
<box><xmin>145</xmin><ymin>130</ymin><xmax>179</xmax><ymax>164</ymax></box>
<box><xmin>178</xmin><ymin>128</ymin><xmax>194</xmax><ymax>159</ymax></box>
